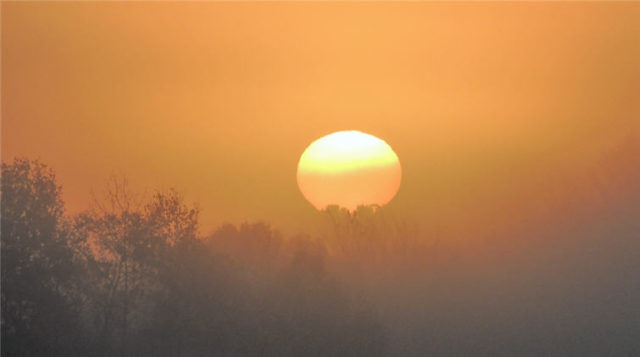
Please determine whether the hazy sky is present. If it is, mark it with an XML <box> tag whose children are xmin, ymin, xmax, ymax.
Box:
<box><xmin>3</xmin><ymin>2</ymin><xmax>639</xmax><ymax>235</ymax></box>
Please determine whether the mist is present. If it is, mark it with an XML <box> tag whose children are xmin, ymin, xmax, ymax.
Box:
<box><xmin>2</xmin><ymin>153</ymin><xmax>639</xmax><ymax>356</ymax></box>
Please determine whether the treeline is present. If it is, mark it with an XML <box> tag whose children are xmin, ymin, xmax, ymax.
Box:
<box><xmin>1</xmin><ymin>158</ymin><xmax>386</xmax><ymax>356</ymax></box>
<box><xmin>4</xmin><ymin>157</ymin><xmax>640</xmax><ymax>356</ymax></box>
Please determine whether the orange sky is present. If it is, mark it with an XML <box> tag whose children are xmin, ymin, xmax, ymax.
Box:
<box><xmin>3</xmin><ymin>2</ymin><xmax>639</xmax><ymax>235</ymax></box>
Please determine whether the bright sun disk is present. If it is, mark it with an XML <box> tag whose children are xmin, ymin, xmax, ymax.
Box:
<box><xmin>297</xmin><ymin>130</ymin><xmax>402</xmax><ymax>211</ymax></box>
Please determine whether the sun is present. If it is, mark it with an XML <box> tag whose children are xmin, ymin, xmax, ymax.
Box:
<box><xmin>297</xmin><ymin>130</ymin><xmax>402</xmax><ymax>211</ymax></box>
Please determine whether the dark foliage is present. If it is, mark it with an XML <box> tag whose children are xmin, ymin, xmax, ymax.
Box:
<box><xmin>1</xmin><ymin>159</ymin><xmax>386</xmax><ymax>356</ymax></box>
<box><xmin>1</xmin><ymin>158</ymin><xmax>84</xmax><ymax>356</ymax></box>
<box><xmin>4</xmin><ymin>158</ymin><xmax>639</xmax><ymax>356</ymax></box>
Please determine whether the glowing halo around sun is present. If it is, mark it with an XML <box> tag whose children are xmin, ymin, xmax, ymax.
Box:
<box><xmin>297</xmin><ymin>130</ymin><xmax>402</xmax><ymax>211</ymax></box>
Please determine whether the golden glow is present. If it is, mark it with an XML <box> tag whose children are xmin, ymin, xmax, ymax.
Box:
<box><xmin>297</xmin><ymin>131</ymin><xmax>402</xmax><ymax>211</ymax></box>
<box><xmin>3</xmin><ymin>3</ymin><xmax>638</xmax><ymax>232</ymax></box>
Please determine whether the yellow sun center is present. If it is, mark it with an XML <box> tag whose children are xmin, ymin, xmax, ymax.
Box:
<box><xmin>297</xmin><ymin>130</ymin><xmax>402</xmax><ymax>211</ymax></box>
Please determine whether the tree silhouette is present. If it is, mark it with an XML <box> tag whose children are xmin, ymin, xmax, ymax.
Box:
<box><xmin>1</xmin><ymin>158</ymin><xmax>83</xmax><ymax>356</ymax></box>
<box><xmin>74</xmin><ymin>179</ymin><xmax>207</xmax><ymax>356</ymax></box>
<box><xmin>263</xmin><ymin>239</ymin><xmax>387</xmax><ymax>357</ymax></box>
<box><xmin>2</xmin><ymin>160</ymin><xmax>388</xmax><ymax>356</ymax></box>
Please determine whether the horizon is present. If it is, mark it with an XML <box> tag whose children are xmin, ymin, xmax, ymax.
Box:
<box><xmin>2</xmin><ymin>2</ymin><xmax>640</xmax><ymax>356</ymax></box>
<box><xmin>4</xmin><ymin>2</ymin><xmax>639</xmax><ymax>236</ymax></box>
